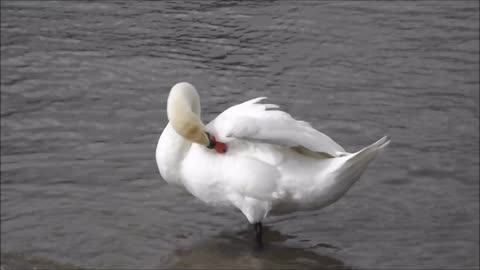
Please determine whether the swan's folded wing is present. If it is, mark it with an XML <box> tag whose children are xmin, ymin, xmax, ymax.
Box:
<box><xmin>207</xmin><ymin>97</ymin><xmax>345</xmax><ymax>157</ymax></box>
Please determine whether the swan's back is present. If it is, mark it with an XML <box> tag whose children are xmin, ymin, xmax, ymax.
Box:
<box><xmin>271</xmin><ymin>136</ymin><xmax>390</xmax><ymax>213</ymax></box>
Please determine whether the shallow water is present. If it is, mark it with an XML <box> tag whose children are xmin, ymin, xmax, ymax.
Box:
<box><xmin>1</xmin><ymin>1</ymin><xmax>479</xmax><ymax>269</ymax></box>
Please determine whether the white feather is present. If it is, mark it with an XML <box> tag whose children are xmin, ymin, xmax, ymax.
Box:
<box><xmin>156</xmin><ymin>82</ymin><xmax>390</xmax><ymax>224</ymax></box>
<box><xmin>206</xmin><ymin>97</ymin><xmax>345</xmax><ymax>157</ymax></box>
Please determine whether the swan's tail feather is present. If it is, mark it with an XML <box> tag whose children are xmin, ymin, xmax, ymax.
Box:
<box><xmin>337</xmin><ymin>136</ymin><xmax>390</xmax><ymax>180</ymax></box>
<box><xmin>350</xmin><ymin>136</ymin><xmax>390</xmax><ymax>164</ymax></box>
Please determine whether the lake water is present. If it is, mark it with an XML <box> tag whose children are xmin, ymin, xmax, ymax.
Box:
<box><xmin>1</xmin><ymin>1</ymin><xmax>479</xmax><ymax>269</ymax></box>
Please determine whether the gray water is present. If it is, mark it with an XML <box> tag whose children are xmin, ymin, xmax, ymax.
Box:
<box><xmin>1</xmin><ymin>1</ymin><xmax>479</xmax><ymax>269</ymax></box>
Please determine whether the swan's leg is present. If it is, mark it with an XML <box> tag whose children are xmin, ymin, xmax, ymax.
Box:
<box><xmin>254</xmin><ymin>222</ymin><xmax>263</xmax><ymax>248</ymax></box>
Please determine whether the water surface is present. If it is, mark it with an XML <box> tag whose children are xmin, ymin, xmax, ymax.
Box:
<box><xmin>1</xmin><ymin>1</ymin><xmax>479</xmax><ymax>269</ymax></box>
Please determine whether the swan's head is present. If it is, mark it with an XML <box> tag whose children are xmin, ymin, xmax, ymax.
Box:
<box><xmin>167</xmin><ymin>82</ymin><xmax>210</xmax><ymax>146</ymax></box>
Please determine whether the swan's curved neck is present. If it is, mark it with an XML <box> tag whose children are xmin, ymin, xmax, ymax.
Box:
<box><xmin>156</xmin><ymin>123</ymin><xmax>191</xmax><ymax>185</ymax></box>
<box><xmin>167</xmin><ymin>82</ymin><xmax>209</xmax><ymax>146</ymax></box>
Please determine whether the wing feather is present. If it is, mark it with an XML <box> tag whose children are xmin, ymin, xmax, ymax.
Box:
<box><xmin>206</xmin><ymin>97</ymin><xmax>345</xmax><ymax>157</ymax></box>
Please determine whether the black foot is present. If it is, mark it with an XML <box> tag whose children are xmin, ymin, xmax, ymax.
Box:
<box><xmin>254</xmin><ymin>222</ymin><xmax>263</xmax><ymax>249</ymax></box>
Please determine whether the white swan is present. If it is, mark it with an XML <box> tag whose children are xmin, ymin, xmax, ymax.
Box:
<box><xmin>156</xmin><ymin>82</ymin><xmax>390</xmax><ymax>246</ymax></box>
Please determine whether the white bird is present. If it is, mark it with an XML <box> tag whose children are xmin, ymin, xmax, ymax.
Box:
<box><xmin>156</xmin><ymin>82</ymin><xmax>390</xmax><ymax>246</ymax></box>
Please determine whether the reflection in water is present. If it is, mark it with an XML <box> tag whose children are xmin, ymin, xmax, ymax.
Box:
<box><xmin>164</xmin><ymin>226</ymin><xmax>350</xmax><ymax>269</ymax></box>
